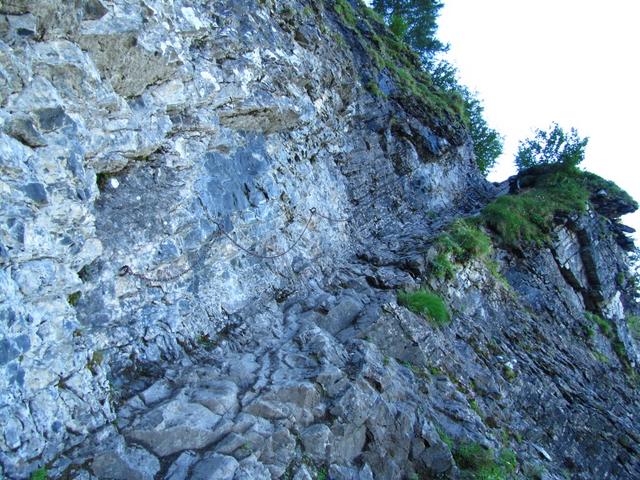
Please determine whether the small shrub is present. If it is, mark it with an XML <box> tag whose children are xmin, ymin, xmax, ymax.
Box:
<box><xmin>515</xmin><ymin>123</ymin><xmax>588</xmax><ymax>172</ymax></box>
<box><xmin>398</xmin><ymin>289</ymin><xmax>450</xmax><ymax>326</ymax></box>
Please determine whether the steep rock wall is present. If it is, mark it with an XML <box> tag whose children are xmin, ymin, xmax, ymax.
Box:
<box><xmin>0</xmin><ymin>1</ymin><xmax>638</xmax><ymax>479</ymax></box>
<box><xmin>0</xmin><ymin>0</ymin><xmax>487</xmax><ymax>476</ymax></box>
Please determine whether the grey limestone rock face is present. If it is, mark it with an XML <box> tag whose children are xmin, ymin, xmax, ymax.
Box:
<box><xmin>0</xmin><ymin>0</ymin><xmax>639</xmax><ymax>479</ymax></box>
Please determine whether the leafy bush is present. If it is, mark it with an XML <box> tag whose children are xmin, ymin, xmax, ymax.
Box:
<box><xmin>398</xmin><ymin>289</ymin><xmax>450</xmax><ymax>326</ymax></box>
<box><xmin>515</xmin><ymin>123</ymin><xmax>588</xmax><ymax>172</ymax></box>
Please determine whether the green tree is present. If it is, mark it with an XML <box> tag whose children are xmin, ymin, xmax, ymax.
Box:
<box><xmin>431</xmin><ymin>60</ymin><xmax>503</xmax><ymax>175</ymax></box>
<box><xmin>373</xmin><ymin>0</ymin><xmax>447</xmax><ymax>61</ymax></box>
<box><xmin>515</xmin><ymin>123</ymin><xmax>588</xmax><ymax>172</ymax></box>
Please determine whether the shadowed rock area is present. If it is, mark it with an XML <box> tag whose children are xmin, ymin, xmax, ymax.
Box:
<box><xmin>0</xmin><ymin>1</ymin><xmax>638</xmax><ymax>479</ymax></box>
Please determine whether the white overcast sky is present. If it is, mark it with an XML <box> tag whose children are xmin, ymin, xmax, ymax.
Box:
<box><xmin>436</xmin><ymin>0</ymin><xmax>640</xmax><ymax>236</ymax></box>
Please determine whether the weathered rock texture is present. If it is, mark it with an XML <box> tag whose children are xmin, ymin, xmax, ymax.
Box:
<box><xmin>1</xmin><ymin>1</ymin><xmax>638</xmax><ymax>479</ymax></box>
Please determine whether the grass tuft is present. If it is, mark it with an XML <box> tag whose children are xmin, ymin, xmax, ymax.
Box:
<box><xmin>628</xmin><ymin>315</ymin><xmax>640</xmax><ymax>340</ymax></box>
<box><xmin>334</xmin><ymin>0</ymin><xmax>357</xmax><ymax>27</ymax></box>
<box><xmin>585</xmin><ymin>312</ymin><xmax>613</xmax><ymax>338</ymax></box>
<box><xmin>398</xmin><ymin>289</ymin><xmax>450</xmax><ymax>326</ymax></box>
<box><xmin>453</xmin><ymin>443</ymin><xmax>517</xmax><ymax>480</ymax></box>
<box><xmin>430</xmin><ymin>219</ymin><xmax>492</xmax><ymax>279</ymax></box>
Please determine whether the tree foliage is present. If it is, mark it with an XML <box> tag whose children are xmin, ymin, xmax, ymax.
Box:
<box><xmin>515</xmin><ymin>123</ymin><xmax>588</xmax><ymax>172</ymax></box>
<box><xmin>371</xmin><ymin>0</ymin><xmax>503</xmax><ymax>175</ymax></box>
<box><xmin>431</xmin><ymin>60</ymin><xmax>503</xmax><ymax>175</ymax></box>
<box><xmin>372</xmin><ymin>0</ymin><xmax>447</xmax><ymax>61</ymax></box>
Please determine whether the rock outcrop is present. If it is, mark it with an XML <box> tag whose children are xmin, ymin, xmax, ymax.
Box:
<box><xmin>1</xmin><ymin>1</ymin><xmax>638</xmax><ymax>479</ymax></box>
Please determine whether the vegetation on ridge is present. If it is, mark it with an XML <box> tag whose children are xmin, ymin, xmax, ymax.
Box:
<box><xmin>331</xmin><ymin>0</ymin><xmax>503</xmax><ymax>175</ymax></box>
<box><xmin>481</xmin><ymin>124</ymin><xmax>636</xmax><ymax>248</ymax></box>
<box><xmin>482</xmin><ymin>169</ymin><xmax>590</xmax><ymax>248</ymax></box>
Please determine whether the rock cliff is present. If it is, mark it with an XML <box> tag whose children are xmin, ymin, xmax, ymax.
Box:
<box><xmin>1</xmin><ymin>1</ymin><xmax>638</xmax><ymax>479</ymax></box>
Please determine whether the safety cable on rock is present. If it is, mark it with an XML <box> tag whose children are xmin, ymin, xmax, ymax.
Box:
<box><xmin>118</xmin><ymin>206</ymin><xmax>346</xmax><ymax>283</ymax></box>
<box><xmin>118</xmin><ymin>168</ymin><xmax>418</xmax><ymax>283</ymax></box>
<box><xmin>211</xmin><ymin>207</ymin><xmax>317</xmax><ymax>260</ymax></box>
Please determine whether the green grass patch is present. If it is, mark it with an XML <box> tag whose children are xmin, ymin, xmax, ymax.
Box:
<box><xmin>469</xmin><ymin>398</ymin><xmax>482</xmax><ymax>416</ymax></box>
<box><xmin>430</xmin><ymin>219</ymin><xmax>492</xmax><ymax>280</ymax></box>
<box><xmin>585</xmin><ymin>312</ymin><xmax>613</xmax><ymax>338</ymax></box>
<box><xmin>68</xmin><ymin>291</ymin><xmax>81</xmax><ymax>306</ymax></box>
<box><xmin>31</xmin><ymin>468</ymin><xmax>47</xmax><ymax>480</ymax></box>
<box><xmin>334</xmin><ymin>0</ymin><xmax>357</xmax><ymax>27</ymax></box>
<box><xmin>482</xmin><ymin>168</ymin><xmax>638</xmax><ymax>248</ymax></box>
<box><xmin>592</xmin><ymin>351</ymin><xmax>609</xmax><ymax>364</ymax></box>
<box><xmin>581</xmin><ymin>171</ymin><xmax>639</xmax><ymax>210</ymax></box>
<box><xmin>365</xmin><ymin>80</ymin><xmax>384</xmax><ymax>98</ymax></box>
<box><xmin>453</xmin><ymin>443</ymin><xmax>517</xmax><ymax>480</ymax></box>
<box><xmin>362</xmin><ymin>4</ymin><xmax>385</xmax><ymax>24</ymax></box>
<box><xmin>436</xmin><ymin>426</ymin><xmax>454</xmax><ymax>450</ymax></box>
<box><xmin>628</xmin><ymin>315</ymin><xmax>640</xmax><ymax>340</ymax></box>
<box><xmin>482</xmin><ymin>170</ymin><xmax>589</xmax><ymax>248</ymax></box>
<box><xmin>398</xmin><ymin>289</ymin><xmax>450</xmax><ymax>326</ymax></box>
